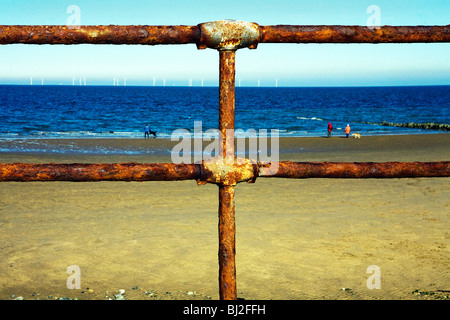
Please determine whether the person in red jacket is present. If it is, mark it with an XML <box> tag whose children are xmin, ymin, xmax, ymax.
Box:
<box><xmin>327</xmin><ymin>122</ymin><xmax>333</xmax><ymax>138</ymax></box>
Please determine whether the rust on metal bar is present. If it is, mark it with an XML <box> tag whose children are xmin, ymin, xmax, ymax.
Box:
<box><xmin>219</xmin><ymin>50</ymin><xmax>236</xmax><ymax>163</ymax></box>
<box><xmin>1</xmin><ymin>161</ymin><xmax>449</xmax><ymax>182</ymax></box>
<box><xmin>259</xmin><ymin>161</ymin><xmax>450</xmax><ymax>179</ymax></box>
<box><xmin>197</xmin><ymin>156</ymin><xmax>259</xmax><ymax>186</ymax></box>
<box><xmin>0</xmin><ymin>25</ymin><xmax>200</xmax><ymax>45</ymax></box>
<box><xmin>217</xmin><ymin>47</ymin><xmax>238</xmax><ymax>300</ymax></box>
<box><xmin>1</xmin><ymin>24</ymin><xmax>449</xmax><ymax>46</ymax></box>
<box><xmin>218</xmin><ymin>184</ymin><xmax>236</xmax><ymax>300</ymax></box>
<box><xmin>0</xmin><ymin>163</ymin><xmax>201</xmax><ymax>182</ymax></box>
<box><xmin>197</xmin><ymin>20</ymin><xmax>260</xmax><ymax>50</ymax></box>
<box><xmin>260</xmin><ymin>25</ymin><xmax>450</xmax><ymax>43</ymax></box>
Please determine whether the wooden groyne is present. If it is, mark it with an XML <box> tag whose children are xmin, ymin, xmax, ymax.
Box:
<box><xmin>366</xmin><ymin>121</ymin><xmax>450</xmax><ymax>131</ymax></box>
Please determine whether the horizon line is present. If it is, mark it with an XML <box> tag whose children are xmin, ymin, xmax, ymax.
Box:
<box><xmin>0</xmin><ymin>83</ymin><xmax>449</xmax><ymax>88</ymax></box>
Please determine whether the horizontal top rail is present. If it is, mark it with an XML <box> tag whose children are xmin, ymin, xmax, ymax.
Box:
<box><xmin>259</xmin><ymin>25</ymin><xmax>450</xmax><ymax>44</ymax></box>
<box><xmin>0</xmin><ymin>23</ymin><xmax>449</xmax><ymax>47</ymax></box>
<box><xmin>0</xmin><ymin>25</ymin><xmax>200</xmax><ymax>45</ymax></box>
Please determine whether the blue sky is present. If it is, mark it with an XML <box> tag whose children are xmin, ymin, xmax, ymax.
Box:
<box><xmin>0</xmin><ymin>0</ymin><xmax>449</xmax><ymax>86</ymax></box>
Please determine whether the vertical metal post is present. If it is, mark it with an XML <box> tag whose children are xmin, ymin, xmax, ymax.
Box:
<box><xmin>218</xmin><ymin>49</ymin><xmax>237</xmax><ymax>300</ymax></box>
<box><xmin>218</xmin><ymin>184</ymin><xmax>236</xmax><ymax>300</ymax></box>
<box><xmin>219</xmin><ymin>50</ymin><xmax>236</xmax><ymax>162</ymax></box>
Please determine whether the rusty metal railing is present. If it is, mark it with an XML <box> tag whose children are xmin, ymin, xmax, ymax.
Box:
<box><xmin>1</xmin><ymin>21</ymin><xmax>449</xmax><ymax>300</ymax></box>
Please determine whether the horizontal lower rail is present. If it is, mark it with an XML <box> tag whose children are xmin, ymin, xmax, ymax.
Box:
<box><xmin>260</xmin><ymin>161</ymin><xmax>450</xmax><ymax>178</ymax></box>
<box><xmin>0</xmin><ymin>25</ymin><xmax>449</xmax><ymax>45</ymax></box>
<box><xmin>0</xmin><ymin>161</ymin><xmax>448</xmax><ymax>182</ymax></box>
<box><xmin>0</xmin><ymin>163</ymin><xmax>200</xmax><ymax>182</ymax></box>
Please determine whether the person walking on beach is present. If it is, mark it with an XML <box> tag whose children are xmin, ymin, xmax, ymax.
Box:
<box><xmin>327</xmin><ymin>122</ymin><xmax>333</xmax><ymax>138</ymax></box>
<box><xmin>345</xmin><ymin>124</ymin><xmax>351</xmax><ymax>138</ymax></box>
<box><xmin>144</xmin><ymin>123</ymin><xmax>157</xmax><ymax>138</ymax></box>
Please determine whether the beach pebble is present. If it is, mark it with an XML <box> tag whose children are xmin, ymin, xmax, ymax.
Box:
<box><xmin>113</xmin><ymin>289</ymin><xmax>126</xmax><ymax>300</ymax></box>
<box><xmin>132</xmin><ymin>286</ymin><xmax>138</xmax><ymax>290</ymax></box>
<box><xmin>186</xmin><ymin>291</ymin><xmax>195</xmax><ymax>296</ymax></box>
<box><xmin>14</xmin><ymin>296</ymin><xmax>24</xmax><ymax>300</ymax></box>
<box><xmin>145</xmin><ymin>290</ymin><xmax>156</xmax><ymax>297</ymax></box>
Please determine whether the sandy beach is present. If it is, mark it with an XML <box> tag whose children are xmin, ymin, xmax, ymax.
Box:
<box><xmin>0</xmin><ymin>134</ymin><xmax>449</xmax><ymax>300</ymax></box>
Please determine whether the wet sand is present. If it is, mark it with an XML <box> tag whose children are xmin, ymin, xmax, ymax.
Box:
<box><xmin>0</xmin><ymin>134</ymin><xmax>449</xmax><ymax>300</ymax></box>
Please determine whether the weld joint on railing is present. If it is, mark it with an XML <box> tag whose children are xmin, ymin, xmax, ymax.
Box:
<box><xmin>196</xmin><ymin>157</ymin><xmax>260</xmax><ymax>186</ymax></box>
<box><xmin>196</xmin><ymin>20</ymin><xmax>261</xmax><ymax>51</ymax></box>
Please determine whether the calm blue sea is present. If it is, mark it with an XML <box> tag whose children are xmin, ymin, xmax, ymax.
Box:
<box><xmin>0</xmin><ymin>85</ymin><xmax>448</xmax><ymax>142</ymax></box>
